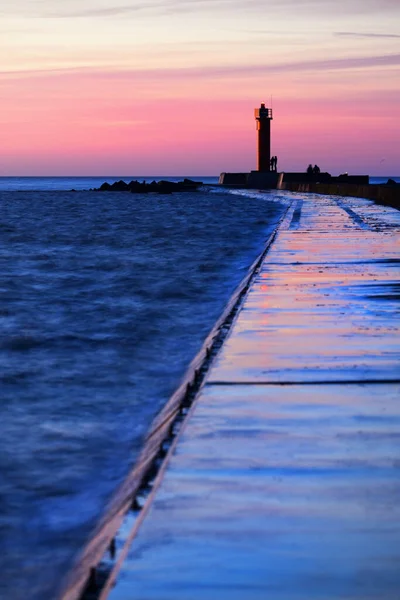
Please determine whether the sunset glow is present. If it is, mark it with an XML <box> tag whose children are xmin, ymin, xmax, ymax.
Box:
<box><xmin>1</xmin><ymin>0</ymin><xmax>399</xmax><ymax>175</ymax></box>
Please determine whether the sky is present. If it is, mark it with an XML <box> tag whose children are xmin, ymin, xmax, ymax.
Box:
<box><xmin>1</xmin><ymin>0</ymin><xmax>399</xmax><ymax>175</ymax></box>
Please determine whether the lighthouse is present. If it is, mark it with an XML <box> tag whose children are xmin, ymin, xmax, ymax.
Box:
<box><xmin>219</xmin><ymin>101</ymin><xmax>279</xmax><ymax>188</ymax></box>
<box><xmin>254</xmin><ymin>103</ymin><xmax>273</xmax><ymax>172</ymax></box>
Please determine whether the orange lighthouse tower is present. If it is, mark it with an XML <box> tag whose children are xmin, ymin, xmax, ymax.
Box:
<box><xmin>255</xmin><ymin>103</ymin><xmax>273</xmax><ymax>172</ymax></box>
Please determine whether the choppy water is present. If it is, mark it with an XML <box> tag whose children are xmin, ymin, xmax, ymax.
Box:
<box><xmin>0</xmin><ymin>183</ymin><xmax>288</xmax><ymax>599</ymax></box>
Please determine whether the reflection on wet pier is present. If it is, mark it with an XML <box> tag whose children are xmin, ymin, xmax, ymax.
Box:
<box><xmin>101</xmin><ymin>195</ymin><xmax>400</xmax><ymax>599</ymax></box>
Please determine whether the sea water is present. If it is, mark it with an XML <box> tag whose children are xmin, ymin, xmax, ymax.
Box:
<box><xmin>0</xmin><ymin>180</ymin><xmax>289</xmax><ymax>599</ymax></box>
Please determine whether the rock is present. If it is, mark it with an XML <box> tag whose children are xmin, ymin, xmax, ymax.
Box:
<box><xmin>110</xmin><ymin>180</ymin><xmax>129</xmax><ymax>191</ymax></box>
<box><xmin>127</xmin><ymin>180</ymin><xmax>147</xmax><ymax>193</ymax></box>
<box><xmin>182</xmin><ymin>178</ymin><xmax>201</xmax><ymax>189</ymax></box>
<box><xmin>157</xmin><ymin>181</ymin><xmax>176</xmax><ymax>194</ymax></box>
<box><xmin>386</xmin><ymin>178</ymin><xmax>398</xmax><ymax>186</ymax></box>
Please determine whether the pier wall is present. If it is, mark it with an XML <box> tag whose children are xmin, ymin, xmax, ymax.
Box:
<box><xmin>278</xmin><ymin>180</ymin><xmax>400</xmax><ymax>209</ymax></box>
<box><xmin>218</xmin><ymin>171</ymin><xmax>399</xmax><ymax>209</ymax></box>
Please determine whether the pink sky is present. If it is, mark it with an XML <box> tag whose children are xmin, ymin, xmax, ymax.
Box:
<box><xmin>1</xmin><ymin>0</ymin><xmax>399</xmax><ymax>175</ymax></box>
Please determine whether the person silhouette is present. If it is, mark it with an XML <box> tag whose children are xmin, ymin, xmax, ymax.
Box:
<box><xmin>270</xmin><ymin>157</ymin><xmax>274</xmax><ymax>171</ymax></box>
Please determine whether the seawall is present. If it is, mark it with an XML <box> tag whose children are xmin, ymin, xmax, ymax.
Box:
<box><xmin>219</xmin><ymin>170</ymin><xmax>399</xmax><ymax>210</ymax></box>
<box><xmin>278</xmin><ymin>180</ymin><xmax>400</xmax><ymax>210</ymax></box>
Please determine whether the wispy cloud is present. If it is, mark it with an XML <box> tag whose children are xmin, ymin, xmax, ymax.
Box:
<box><xmin>336</xmin><ymin>31</ymin><xmax>400</xmax><ymax>39</ymax></box>
<box><xmin>1</xmin><ymin>0</ymin><xmax>246</xmax><ymax>19</ymax></box>
<box><xmin>45</xmin><ymin>2</ymin><xmax>166</xmax><ymax>18</ymax></box>
<box><xmin>69</xmin><ymin>0</ymin><xmax>400</xmax><ymax>19</ymax></box>
<box><xmin>2</xmin><ymin>53</ymin><xmax>399</xmax><ymax>81</ymax></box>
<box><xmin>42</xmin><ymin>0</ymin><xmax>267</xmax><ymax>19</ymax></box>
<box><xmin>4</xmin><ymin>0</ymin><xmax>400</xmax><ymax>19</ymax></box>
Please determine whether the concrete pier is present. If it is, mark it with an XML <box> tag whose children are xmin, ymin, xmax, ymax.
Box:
<box><xmin>98</xmin><ymin>194</ymin><xmax>400</xmax><ymax>599</ymax></box>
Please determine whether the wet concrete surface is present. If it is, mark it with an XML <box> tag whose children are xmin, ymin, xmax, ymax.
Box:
<box><xmin>106</xmin><ymin>195</ymin><xmax>400</xmax><ymax>599</ymax></box>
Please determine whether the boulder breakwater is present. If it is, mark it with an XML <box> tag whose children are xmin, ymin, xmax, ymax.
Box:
<box><xmin>95</xmin><ymin>178</ymin><xmax>202</xmax><ymax>194</ymax></box>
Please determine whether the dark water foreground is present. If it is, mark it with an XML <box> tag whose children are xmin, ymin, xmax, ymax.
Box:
<box><xmin>0</xmin><ymin>188</ymin><xmax>287</xmax><ymax>599</ymax></box>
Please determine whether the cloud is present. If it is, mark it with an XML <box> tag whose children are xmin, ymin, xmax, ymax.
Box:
<box><xmin>273</xmin><ymin>53</ymin><xmax>400</xmax><ymax>72</ymax></box>
<box><xmin>4</xmin><ymin>0</ymin><xmax>400</xmax><ymax>19</ymax></box>
<box><xmin>1</xmin><ymin>0</ymin><xmax>245</xmax><ymax>19</ymax></box>
<box><xmin>46</xmin><ymin>0</ymin><xmax>267</xmax><ymax>19</ymax></box>
<box><xmin>45</xmin><ymin>2</ymin><xmax>166</xmax><ymax>18</ymax></box>
<box><xmin>2</xmin><ymin>53</ymin><xmax>399</xmax><ymax>81</ymax></box>
<box><xmin>336</xmin><ymin>31</ymin><xmax>400</xmax><ymax>39</ymax></box>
